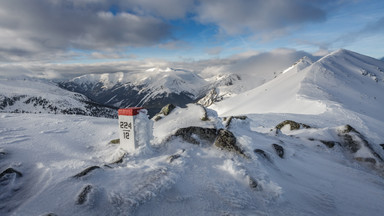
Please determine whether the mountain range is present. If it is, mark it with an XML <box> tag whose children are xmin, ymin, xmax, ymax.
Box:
<box><xmin>0</xmin><ymin>78</ymin><xmax>116</xmax><ymax>118</ymax></box>
<box><xmin>58</xmin><ymin>67</ymin><xmax>245</xmax><ymax>116</ymax></box>
<box><xmin>1</xmin><ymin>49</ymin><xmax>384</xmax><ymax>215</ymax></box>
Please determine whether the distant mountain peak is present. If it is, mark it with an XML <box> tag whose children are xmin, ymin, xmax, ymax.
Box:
<box><xmin>282</xmin><ymin>56</ymin><xmax>313</xmax><ymax>74</ymax></box>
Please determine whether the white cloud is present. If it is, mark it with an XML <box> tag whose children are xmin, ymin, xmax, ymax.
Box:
<box><xmin>0</xmin><ymin>49</ymin><xmax>318</xmax><ymax>81</ymax></box>
<box><xmin>206</xmin><ymin>47</ymin><xmax>223</xmax><ymax>55</ymax></box>
<box><xmin>0</xmin><ymin>1</ymin><xmax>171</xmax><ymax>62</ymax></box>
<box><xmin>196</xmin><ymin>0</ymin><xmax>329</xmax><ymax>36</ymax></box>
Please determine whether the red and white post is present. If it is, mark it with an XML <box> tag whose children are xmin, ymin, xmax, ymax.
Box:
<box><xmin>118</xmin><ymin>107</ymin><xmax>144</xmax><ymax>152</ymax></box>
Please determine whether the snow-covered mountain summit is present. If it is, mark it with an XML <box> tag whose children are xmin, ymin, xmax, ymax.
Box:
<box><xmin>282</xmin><ymin>56</ymin><xmax>313</xmax><ymax>74</ymax></box>
<box><xmin>213</xmin><ymin>49</ymin><xmax>384</xmax><ymax>118</ymax></box>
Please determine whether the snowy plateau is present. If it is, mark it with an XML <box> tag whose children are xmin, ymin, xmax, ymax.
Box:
<box><xmin>1</xmin><ymin>49</ymin><xmax>384</xmax><ymax>216</ymax></box>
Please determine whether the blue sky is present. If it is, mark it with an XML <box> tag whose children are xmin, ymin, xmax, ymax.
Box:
<box><xmin>0</xmin><ymin>0</ymin><xmax>383</xmax><ymax>78</ymax></box>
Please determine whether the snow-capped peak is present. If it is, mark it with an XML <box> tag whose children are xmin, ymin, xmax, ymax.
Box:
<box><xmin>212</xmin><ymin>49</ymin><xmax>384</xmax><ymax>122</ymax></box>
<box><xmin>282</xmin><ymin>56</ymin><xmax>313</xmax><ymax>74</ymax></box>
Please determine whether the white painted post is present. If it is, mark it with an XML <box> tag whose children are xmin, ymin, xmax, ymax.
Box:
<box><xmin>118</xmin><ymin>107</ymin><xmax>144</xmax><ymax>152</ymax></box>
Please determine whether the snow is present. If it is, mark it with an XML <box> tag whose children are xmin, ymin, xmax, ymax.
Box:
<box><xmin>69</xmin><ymin>68</ymin><xmax>208</xmax><ymax>99</ymax></box>
<box><xmin>211</xmin><ymin>49</ymin><xmax>384</xmax><ymax>143</ymax></box>
<box><xmin>211</xmin><ymin>59</ymin><xmax>327</xmax><ymax>116</ymax></box>
<box><xmin>153</xmin><ymin>104</ymin><xmax>217</xmax><ymax>143</ymax></box>
<box><xmin>0</xmin><ymin>78</ymin><xmax>116</xmax><ymax>118</ymax></box>
<box><xmin>0</xmin><ymin>78</ymin><xmax>85</xmax><ymax>112</ymax></box>
<box><xmin>1</xmin><ymin>49</ymin><xmax>384</xmax><ymax>215</ymax></box>
<box><xmin>1</xmin><ymin>107</ymin><xmax>384</xmax><ymax>215</ymax></box>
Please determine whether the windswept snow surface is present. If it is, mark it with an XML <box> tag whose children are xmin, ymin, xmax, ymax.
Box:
<box><xmin>212</xmin><ymin>49</ymin><xmax>384</xmax><ymax>144</ymax></box>
<box><xmin>1</xmin><ymin>107</ymin><xmax>384</xmax><ymax>215</ymax></box>
<box><xmin>212</xmin><ymin>49</ymin><xmax>384</xmax><ymax>121</ymax></box>
<box><xmin>211</xmin><ymin>55</ymin><xmax>327</xmax><ymax>116</ymax></box>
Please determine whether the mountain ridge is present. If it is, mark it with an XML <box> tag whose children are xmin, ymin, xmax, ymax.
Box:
<box><xmin>59</xmin><ymin>67</ymin><xmax>244</xmax><ymax>116</ymax></box>
<box><xmin>212</xmin><ymin>49</ymin><xmax>384</xmax><ymax>116</ymax></box>
<box><xmin>0</xmin><ymin>78</ymin><xmax>117</xmax><ymax>118</ymax></box>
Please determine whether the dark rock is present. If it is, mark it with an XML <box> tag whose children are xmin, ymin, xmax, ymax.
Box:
<box><xmin>340</xmin><ymin>124</ymin><xmax>358</xmax><ymax>134</ymax></box>
<box><xmin>272</xmin><ymin>144</ymin><xmax>284</xmax><ymax>158</ymax></box>
<box><xmin>224</xmin><ymin>116</ymin><xmax>248</xmax><ymax>128</ymax></box>
<box><xmin>355</xmin><ymin>157</ymin><xmax>376</xmax><ymax>164</ymax></box>
<box><xmin>0</xmin><ymin>168</ymin><xmax>23</xmax><ymax>179</ymax></box>
<box><xmin>275</xmin><ymin>120</ymin><xmax>310</xmax><ymax>134</ymax></box>
<box><xmin>153</xmin><ymin>104</ymin><xmax>176</xmax><ymax>121</ymax></box>
<box><xmin>248</xmin><ymin>176</ymin><xmax>258</xmax><ymax>189</ymax></box>
<box><xmin>76</xmin><ymin>185</ymin><xmax>93</xmax><ymax>205</ymax></box>
<box><xmin>201</xmin><ymin>106</ymin><xmax>209</xmax><ymax>121</ymax></box>
<box><xmin>254</xmin><ymin>149</ymin><xmax>270</xmax><ymax>160</ymax></box>
<box><xmin>173</xmin><ymin>127</ymin><xmax>218</xmax><ymax>145</ymax></box>
<box><xmin>159</xmin><ymin>104</ymin><xmax>176</xmax><ymax>116</ymax></box>
<box><xmin>337</xmin><ymin>126</ymin><xmax>363</xmax><ymax>153</ymax></box>
<box><xmin>214</xmin><ymin>129</ymin><xmax>245</xmax><ymax>157</ymax></box>
<box><xmin>380</xmin><ymin>144</ymin><xmax>384</xmax><ymax>150</ymax></box>
<box><xmin>73</xmin><ymin>166</ymin><xmax>100</xmax><ymax>178</ymax></box>
<box><xmin>340</xmin><ymin>134</ymin><xmax>360</xmax><ymax>152</ymax></box>
<box><xmin>39</xmin><ymin>213</ymin><xmax>58</xmax><ymax>216</ymax></box>
<box><xmin>337</xmin><ymin>125</ymin><xmax>383</xmax><ymax>162</ymax></box>
<box><xmin>320</xmin><ymin>140</ymin><xmax>337</xmax><ymax>148</ymax></box>
<box><xmin>109</xmin><ymin>139</ymin><xmax>120</xmax><ymax>144</ymax></box>
<box><xmin>167</xmin><ymin>154</ymin><xmax>181</xmax><ymax>163</ymax></box>
<box><xmin>153</xmin><ymin>115</ymin><xmax>162</xmax><ymax>121</ymax></box>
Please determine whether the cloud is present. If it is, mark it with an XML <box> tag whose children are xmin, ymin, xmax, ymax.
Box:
<box><xmin>117</xmin><ymin>0</ymin><xmax>195</xmax><ymax>19</ymax></box>
<box><xmin>223</xmin><ymin>48</ymin><xmax>314</xmax><ymax>76</ymax></box>
<box><xmin>0</xmin><ymin>0</ymin><xmax>353</xmax><ymax>64</ymax></box>
<box><xmin>196</xmin><ymin>0</ymin><xmax>329</xmax><ymax>36</ymax></box>
<box><xmin>0</xmin><ymin>0</ymin><xmax>171</xmax><ymax>61</ymax></box>
<box><xmin>0</xmin><ymin>48</ymin><xmax>317</xmax><ymax>82</ymax></box>
<box><xmin>90</xmin><ymin>52</ymin><xmax>136</xmax><ymax>59</ymax></box>
<box><xmin>158</xmin><ymin>40</ymin><xmax>191</xmax><ymax>50</ymax></box>
<box><xmin>205</xmin><ymin>47</ymin><xmax>223</xmax><ymax>55</ymax></box>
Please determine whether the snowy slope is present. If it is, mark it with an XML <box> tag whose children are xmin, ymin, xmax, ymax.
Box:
<box><xmin>1</xmin><ymin>105</ymin><xmax>384</xmax><ymax>215</ymax></box>
<box><xmin>0</xmin><ymin>78</ymin><xmax>116</xmax><ymax>118</ymax></box>
<box><xmin>212</xmin><ymin>49</ymin><xmax>384</xmax><ymax>120</ymax></box>
<box><xmin>210</xmin><ymin>54</ymin><xmax>326</xmax><ymax>115</ymax></box>
<box><xmin>211</xmin><ymin>48</ymin><xmax>384</xmax><ymax>158</ymax></box>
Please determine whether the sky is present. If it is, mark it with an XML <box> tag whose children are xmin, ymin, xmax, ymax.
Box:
<box><xmin>0</xmin><ymin>0</ymin><xmax>383</xmax><ymax>79</ymax></box>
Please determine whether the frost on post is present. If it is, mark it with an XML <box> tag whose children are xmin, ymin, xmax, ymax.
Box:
<box><xmin>118</xmin><ymin>108</ymin><xmax>153</xmax><ymax>154</ymax></box>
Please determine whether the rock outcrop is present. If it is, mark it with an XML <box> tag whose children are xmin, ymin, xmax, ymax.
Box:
<box><xmin>275</xmin><ymin>120</ymin><xmax>310</xmax><ymax>134</ymax></box>
<box><xmin>214</xmin><ymin>129</ymin><xmax>246</xmax><ymax>157</ymax></box>
<box><xmin>173</xmin><ymin>127</ymin><xmax>218</xmax><ymax>145</ymax></box>
<box><xmin>153</xmin><ymin>104</ymin><xmax>176</xmax><ymax>121</ymax></box>
<box><xmin>272</xmin><ymin>144</ymin><xmax>284</xmax><ymax>158</ymax></box>
<box><xmin>337</xmin><ymin>124</ymin><xmax>383</xmax><ymax>164</ymax></box>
